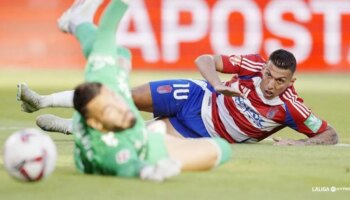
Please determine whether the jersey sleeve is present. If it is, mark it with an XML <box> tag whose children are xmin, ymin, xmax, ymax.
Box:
<box><xmin>282</xmin><ymin>88</ymin><xmax>328</xmax><ymax>137</ymax></box>
<box><xmin>221</xmin><ymin>54</ymin><xmax>266</xmax><ymax>76</ymax></box>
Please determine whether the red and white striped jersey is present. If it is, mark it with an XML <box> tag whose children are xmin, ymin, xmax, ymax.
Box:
<box><xmin>200</xmin><ymin>54</ymin><xmax>328</xmax><ymax>143</ymax></box>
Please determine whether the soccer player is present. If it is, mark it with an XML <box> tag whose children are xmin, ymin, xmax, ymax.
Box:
<box><xmin>19</xmin><ymin>0</ymin><xmax>232</xmax><ymax>182</ymax></box>
<box><xmin>18</xmin><ymin>50</ymin><xmax>338</xmax><ymax>146</ymax></box>
<box><xmin>133</xmin><ymin>50</ymin><xmax>338</xmax><ymax>145</ymax></box>
<box><xmin>18</xmin><ymin>5</ymin><xmax>338</xmax><ymax>146</ymax></box>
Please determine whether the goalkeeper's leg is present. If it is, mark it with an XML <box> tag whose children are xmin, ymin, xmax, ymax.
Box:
<box><xmin>58</xmin><ymin>0</ymin><xmax>131</xmax><ymax>60</ymax></box>
<box><xmin>89</xmin><ymin>0</ymin><xmax>128</xmax><ymax>57</ymax></box>
<box><xmin>17</xmin><ymin>83</ymin><xmax>73</xmax><ymax>113</ymax></box>
<box><xmin>165</xmin><ymin>135</ymin><xmax>232</xmax><ymax>171</ymax></box>
<box><xmin>36</xmin><ymin>114</ymin><xmax>73</xmax><ymax>135</ymax></box>
<box><xmin>58</xmin><ymin>0</ymin><xmax>103</xmax><ymax>58</ymax></box>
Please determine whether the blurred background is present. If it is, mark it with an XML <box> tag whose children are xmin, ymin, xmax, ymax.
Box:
<box><xmin>0</xmin><ymin>1</ymin><xmax>350</xmax><ymax>200</ymax></box>
<box><xmin>1</xmin><ymin>0</ymin><xmax>350</xmax><ymax>71</ymax></box>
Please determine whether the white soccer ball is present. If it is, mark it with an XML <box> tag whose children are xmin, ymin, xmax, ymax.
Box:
<box><xmin>3</xmin><ymin>128</ymin><xmax>57</xmax><ymax>182</ymax></box>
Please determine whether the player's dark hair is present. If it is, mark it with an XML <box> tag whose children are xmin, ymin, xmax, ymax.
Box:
<box><xmin>73</xmin><ymin>82</ymin><xmax>102</xmax><ymax>119</ymax></box>
<box><xmin>268</xmin><ymin>49</ymin><xmax>297</xmax><ymax>73</ymax></box>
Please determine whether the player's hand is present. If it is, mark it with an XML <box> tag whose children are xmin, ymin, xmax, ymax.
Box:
<box><xmin>272</xmin><ymin>137</ymin><xmax>305</xmax><ymax>146</ymax></box>
<box><xmin>214</xmin><ymin>84</ymin><xmax>242</xmax><ymax>97</ymax></box>
<box><xmin>140</xmin><ymin>159</ymin><xmax>182</xmax><ymax>182</ymax></box>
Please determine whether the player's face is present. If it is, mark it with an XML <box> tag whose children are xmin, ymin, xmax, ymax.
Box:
<box><xmin>260</xmin><ymin>61</ymin><xmax>296</xmax><ymax>99</ymax></box>
<box><xmin>85</xmin><ymin>86</ymin><xmax>136</xmax><ymax>132</ymax></box>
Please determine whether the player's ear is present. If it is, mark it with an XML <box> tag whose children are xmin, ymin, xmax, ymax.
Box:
<box><xmin>86</xmin><ymin>118</ymin><xmax>103</xmax><ymax>131</ymax></box>
<box><xmin>288</xmin><ymin>77</ymin><xmax>296</xmax><ymax>87</ymax></box>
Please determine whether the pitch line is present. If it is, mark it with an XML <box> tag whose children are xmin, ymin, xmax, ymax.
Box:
<box><xmin>264</xmin><ymin>138</ymin><xmax>350</xmax><ymax>147</ymax></box>
<box><xmin>0</xmin><ymin>127</ymin><xmax>22</xmax><ymax>130</ymax></box>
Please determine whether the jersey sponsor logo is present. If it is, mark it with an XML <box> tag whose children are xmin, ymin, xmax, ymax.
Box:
<box><xmin>173</xmin><ymin>83</ymin><xmax>190</xmax><ymax>100</ymax></box>
<box><xmin>304</xmin><ymin>114</ymin><xmax>322</xmax><ymax>133</ymax></box>
<box><xmin>116</xmin><ymin>70</ymin><xmax>132</xmax><ymax>99</ymax></box>
<box><xmin>235</xmin><ymin>97</ymin><xmax>264</xmax><ymax>128</ymax></box>
<box><xmin>157</xmin><ymin>85</ymin><xmax>173</xmax><ymax>94</ymax></box>
<box><xmin>101</xmin><ymin>132</ymin><xmax>119</xmax><ymax>147</ymax></box>
<box><xmin>88</xmin><ymin>55</ymin><xmax>116</xmax><ymax>71</ymax></box>
<box><xmin>266</xmin><ymin>107</ymin><xmax>279</xmax><ymax>119</ymax></box>
<box><xmin>115</xmin><ymin>149</ymin><xmax>131</xmax><ymax>164</ymax></box>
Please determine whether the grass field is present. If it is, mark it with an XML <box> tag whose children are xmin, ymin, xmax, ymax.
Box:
<box><xmin>0</xmin><ymin>69</ymin><xmax>349</xmax><ymax>200</ymax></box>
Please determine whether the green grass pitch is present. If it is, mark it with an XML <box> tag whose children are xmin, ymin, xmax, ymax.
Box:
<box><xmin>0</xmin><ymin>69</ymin><xmax>349</xmax><ymax>200</ymax></box>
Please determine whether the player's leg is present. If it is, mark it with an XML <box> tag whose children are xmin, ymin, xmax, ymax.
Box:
<box><xmin>36</xmin><ymin>114</ymin><xmax>73</xmax><ymax>135</ymax></box>
<box><xmin>165</xmin><ymin>135</ymin><xmax>232</xmax><ymax>171</ymax></box>
<box><xmin>58</xmin><ymin>0</ymin><xmax>132</xmax><ymax>62</ymax></box>
<box><xmin>158</xmin><ymin>118</ymin><xmax>183</xmax><ymax>138</ymax></box>
<box><xmin>17</xmin><ymin>83</ymin><xmax>73</xmax><ymax>113</ymax></box>
<box><xmin>57</xmin><ymin>0</ymin><xmax>103</xmax><ymax>58</ymax></box>
<box><xmin>89</xmin><ymin>0</ymin><xmax>128</xmax><ymax>57</ymax></box>
<box><xmin>146</xmin><ymin>121</ymin><xmax>231</xmax><ymax>171</ymax></box>
<box><xmin>131</xmin><ymin>83</ymin><xmax>153</xmax><ymax>112</ymax></box>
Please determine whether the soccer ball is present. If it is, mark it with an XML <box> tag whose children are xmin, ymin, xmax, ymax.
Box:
<box><xmin>3</xmin><ymin>128</ymin><xmax>57</xmax><ymax>182</ymax></box>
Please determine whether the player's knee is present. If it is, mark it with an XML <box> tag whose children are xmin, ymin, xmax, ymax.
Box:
<box><xmin>131</xmin><ymin>84</ymin><xmax>153</xmax><ymax>110</ymax></box>
<box><xmin>211</xmin><ymin>137</ymin><xmax>233</xmax><ymax>166</ymax></box>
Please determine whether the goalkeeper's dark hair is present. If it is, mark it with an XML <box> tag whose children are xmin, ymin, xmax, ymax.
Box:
<box><xmin>73</xmin><ymin>82</ymin><xmax>102</xmax><ymax>119</ymax></box>
<box><xmin>268</xmin><ymin>49</ymin><xmax>297</xmax><ymax>73</ymax></box>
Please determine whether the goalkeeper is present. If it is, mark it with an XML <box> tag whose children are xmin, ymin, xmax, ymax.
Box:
<box><xmin>51</xmin><ymin>0</ymin><xmax>232</xmax><ymax>182</ymax></box>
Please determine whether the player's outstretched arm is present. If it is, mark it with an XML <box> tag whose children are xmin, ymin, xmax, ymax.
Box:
<box><xmin>274</xmin><ymin>125</ymin><xmax>338</xmax><ymax>146</ymax></box>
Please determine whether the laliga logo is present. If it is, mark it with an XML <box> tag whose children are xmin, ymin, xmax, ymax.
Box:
<box><xmin>312</xmin><ymin>186</ymin><xmax>337</xmax><ymax>192</ymax></box>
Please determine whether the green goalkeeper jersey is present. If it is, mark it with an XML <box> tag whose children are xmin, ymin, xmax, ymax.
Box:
<box><xmin>72</xmin><ymin>47</ymin><xmax>168</xmax><ymax>178</ymax></box>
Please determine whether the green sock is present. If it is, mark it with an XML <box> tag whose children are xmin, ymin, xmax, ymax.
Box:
<box><xmin>75</xmin><ymin>23</ymin><xmax>97</xmax><ymax>59</ymax></box>
<box><xmin>75</xmin><ymin>23</ymin><xmax>131</xmax><ymax>60</ymax></box>
<box><xmin>212</xmin><ymin>137</ymin><xmax>233</xmax><ymax>166</ymax></box>
<box><xmin>91</xmin><ymin>0</ymin><xmax>128</xmax><ymax>56</ymax></box>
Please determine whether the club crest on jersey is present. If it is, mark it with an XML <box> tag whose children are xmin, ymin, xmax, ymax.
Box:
<box><xmin>115</xmin><ymin>149</ymin><xmax>131</xmax><ymax>164</ymax></box>
<box><xmin>267</xmin><ymin>107</ymin><xmax>279</xmax><ymax>119</ymax></box>
<box><xmin>157</xmin><ymin>85</ymin><xmax>173</xmax><ymax>94</ymax></box>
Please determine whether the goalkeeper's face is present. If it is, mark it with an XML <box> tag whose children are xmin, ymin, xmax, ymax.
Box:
<box><xmin>85</xmin><ymin>86</ymin><xmax>136</xmax><ymax>132</ymax></box>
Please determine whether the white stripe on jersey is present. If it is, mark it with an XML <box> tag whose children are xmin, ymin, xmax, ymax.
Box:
<box><xmin>229</xmin><ymin>56</ymin><xmax>241</xmax><ymax>65</ymax></box>
<box><xmin>242</xmin><ymin>59</ymin><xmax>263</xmax><ymax>70</ymax></box>
<box><xmin>189</xmin><ymin>80</ymin><xmax>220</xmax><ymax>138</ymax></box>
<box><xmin>242</xmin><ymin>57</ymin><xmax>265</xmax><ymax>66</ymax></box>
<box><xmin>285</xmin><ymin>89</ymin><xmax>310</xmax><ymax>115</ymax></box>
<box><xmin>191</xmin><ymin>79</ymin><xmax>251</xmax><ymax>141</ymax></box>
<box><xmin>240</xmin><ymin>65</ymin><xmax>260</xmax><ymax>72</ymax></box>
<box><xmin>230</xmin><ymin>95</ymin><xmax>282</xmax><ymax>132</ymax></box>
<box><xmin>200</xmin><ymin>90</ymin><xmax>220</xmax><ymax>138</ymax></box>
<box><xmin>282</xmin><ymin>89</ymin><xmax>310</xmax><ymax>118</ymax></box>
<box><xmin>216</xmin><ymin>95</ymin><xmax>251</xmax><ymax>142</ymax></box>
<box><xmin>283</xmin><ymin>94</ymin><xmax>307</xmax><ymax>118</ymax></box>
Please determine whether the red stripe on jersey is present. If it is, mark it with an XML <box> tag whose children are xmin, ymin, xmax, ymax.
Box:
<box><xmin>211</xmin><ymin>94</ymin><xmax>236</xmax><ymax>143</ymax></box>
<box><xmin>285</xmin><ymin>89</ymin><xmax>310</xmax><ymax>115</ymax></box>
<box><xmin>241</xmin><ymin>58</ymin><xmax>263</xmax><ymax>72</ymax></box>
<box><xmin>242</xmin><ymin>57</ymin><xmax>265</xmax><ymax>67</ymax></box>
<box><xmin>223</xmin><ymin>96</ymin><xmax>263</xmax><ymax>138</ymax></box>
<box><xmin>246</xmin><ymin>88</ymin><xmax>285</xmax><ymax>123</ymax></box>
<box><xmin>282</xmin><ymin>89</ymin><xmax>310</xmax><ymax>119</ymax></box>
<box><xmin>221</xmin><ymin>55</ymin><xmax>240</xmax><ymax>74</ymax></box>
<box><xmin>223</xmin><ymin>96</ymin><xmax>284</xmax><ymax>141</ymax></box>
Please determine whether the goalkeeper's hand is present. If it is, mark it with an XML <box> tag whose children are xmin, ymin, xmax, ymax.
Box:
<box><xmin>140</xmin><ymin>159</ymin><xmax>182</xmax><ymax>182</ymax></box>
